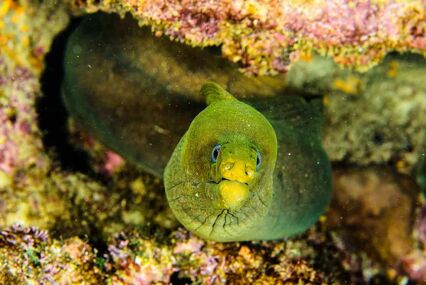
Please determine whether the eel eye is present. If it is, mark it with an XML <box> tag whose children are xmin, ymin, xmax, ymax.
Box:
<box><xmin>211</xmin><ymin>144</ymin><xmax>221</xmax><ymax>163</ymax></box>
<box><xmin>256</xmin><ymin>151</ymin><xmax>262</xmax><ymax>170</ymax></box>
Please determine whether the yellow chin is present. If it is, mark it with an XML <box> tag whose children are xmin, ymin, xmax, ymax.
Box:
<box><xmin>219</xmin><ymin>180</ymin><xmax>249</xmax><ymax>210</ymax></box>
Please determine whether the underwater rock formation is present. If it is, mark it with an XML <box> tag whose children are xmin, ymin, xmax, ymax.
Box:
<box><xmin>0</xmin><ymin>0</ymin><xmax>64</xmax><ymax>180</ymax></box>
<box><xmin>0</xmin><ymin>225</ymin><xmax>102</xmax><ymax>284</ymax></box>
<box><xmin>0</xmin><ymin>0</ymin><xmax>425</xmax><ymax>284</ymax></box>
<box><xmin>0</xmin><ymin>225</ymin><xmax>367</xmax><ymax>284</ymax></box>
<box><xmin>105</xmin><ymin>230</ymin><xmax>330</xmax><ymax>284</ymax></box>
<box><xmin>288</xmin><ymin>55</ymin><xmax>426</xmax><ymax>171</ymax></box>
<box><xmin>401</xmin><ymin>201</ymin><xmax>426</xmax><ymax>282</ymax></box>
<box><xmin>328</xmin><ymin>168</ymin><xmax>418</xmax><ymax>265</ymax></box>
<box><xmin>65</xmin><ymin>0</ymin><xmax>426</xmax><ymax>75</ymax></box>
<box><xmin>0</xmin><ymin>1</ymin><xmax>70</xmax><ymax>232</ymax></box>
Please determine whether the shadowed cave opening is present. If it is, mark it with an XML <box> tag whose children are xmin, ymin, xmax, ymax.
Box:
<box><xmin>38</xmin><ymin>16</ymin><xmax>92</xmax><ymax>174</ymax></box>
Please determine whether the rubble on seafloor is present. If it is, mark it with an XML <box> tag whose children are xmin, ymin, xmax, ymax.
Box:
<box><xmin>0</xmin><ymin>225</ymin><xmax>103</xmax><ymax>284</ymax></box>
<box><xmin>0</xmin><ymin>224</ymin><xmax>399</xmax><ymax>284</ymax></box>
<box><xmin>0</xmin><ymin>0</ymin><xmax>425</xmax><ymax>284</ymax></box>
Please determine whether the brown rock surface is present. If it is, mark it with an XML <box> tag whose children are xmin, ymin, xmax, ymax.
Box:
<box><xmin>327</xmin><ymin>167</ymin><xmax>419</xmax><ymax>266</ymax></box>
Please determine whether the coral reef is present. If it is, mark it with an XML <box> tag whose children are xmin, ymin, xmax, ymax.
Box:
<box><xmin>285</xmin><ymin>54</ymin><xmax>426</xmax><ymax>171</ymax></box>
<box><xmin>0</xmin><ymin>225</ymin><xmax>380</xmax><ymax>284</ymax></box>
<box><xmin>64</xmin><ymin>0</ymin><xmax>426</xmax><ymax>75</ymax></box>
<box><xmin>0</xmin><ymin>1</ymin><xmax>175</xmax><ymax>240</ymax></box>
<box><xmin>401</xmin><ymin>200</ymin><xmax>426</xmax><ymax>283</ymax></box>
<box><xmin>0</xmin><ymin>0</ymin><xmax>425</xmax><ymax>284</ymax></box>
<box><xmin>325</xmin><ymin>167</ymin><xmax>426</xmax><ymax>283</ymax></box>
<box><xmin>322</xmin><ymin>55</ymin><xmax>426</xmax><ymax>171</ymax></box>
<box><xmin>1</xmin><ymin>216</ymin><xmax>420</xmax><ymax>284</ymax></box>
<box><xmin>0</xmin><ymin>224</ymin><xmax>102</xmax><ymax>284</ymax></box>
<box><xmin>328</xmin><ymin>168</ymin><xmax>418</xmax><ymax>266</ymax></box>
<box><xmin>0</xmin><ymin>0</ymin><xmax>68</xmax><ymax>231</ymax></box>
<box><xmin>105</xmin><ymin>230</ymin><xmax>331</xmax><ymax>284</ymax></box>
<box><xmin>0</xmin><ymin>0</ymin><xmax>60</xmax><ymax>179</ymax></box>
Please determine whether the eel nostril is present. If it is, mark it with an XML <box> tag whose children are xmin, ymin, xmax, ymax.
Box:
<box><xmin>224</xmin><ymin>162</ymin><xmax>234</xmax><ymax>170</ymax></box>
<box><xmin>245</xmin><ymin>166</ymin><xmax>254</xmax><ymax>178</ymax></box>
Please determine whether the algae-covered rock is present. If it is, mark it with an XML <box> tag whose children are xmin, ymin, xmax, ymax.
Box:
<box><xmin>328</xmin><ymin>167</ymin><xmax>418</xmax><ymax>266</ymax></box>
<box><xmin>286</xmin><ymin>54</ymin><xmax>426</xmax><ymax>172</ymax></box>
<box><xmin>0</xmin><ymin>0</ymin><xmax>425</xmax><ymax>283</ymax></box>
<box><xmin>64</xmin><ymin>0</ymin><xmax>426</xmax><ymax>75</ymax></box>
<box><xmin>0</xmin><ymin>225</ymin><xmax>103</xmax><ymax>284</ymax></box>
<box><xmin>90</xmin><ymin>229</ymin><xmax>331</xmax><ymax>284</ymax></box>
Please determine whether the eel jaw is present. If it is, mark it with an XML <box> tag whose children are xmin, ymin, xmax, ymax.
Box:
<box><xmin>209</xmin><ymin>155</ymin><xmax>256</xmax><ymax>210</ymax></box>
<box><xmin>218</xmin><ymin>179</ymin><xmax>249</xmax><ymax>210</ymax></box>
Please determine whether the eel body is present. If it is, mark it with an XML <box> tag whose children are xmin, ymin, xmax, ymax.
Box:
<box><xmin>62</xmin><ymin>13</ymin><xmax>332</xmax><ymax>242</ymax></box>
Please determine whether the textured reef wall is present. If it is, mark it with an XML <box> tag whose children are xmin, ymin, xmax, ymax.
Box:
<box><xmin>288</xmin><ymin>54</ymin><xmax>426</xmax><ymax>172</ymax></box>
<box><xmin>0</xmin><ymin>0</ymin><xmax>425</xmax><ymax>284</ymax></box>
<box><xmin>65</xmin><ymin>0</ymin><xmax>426</xmax><ymax>75</ymax></box>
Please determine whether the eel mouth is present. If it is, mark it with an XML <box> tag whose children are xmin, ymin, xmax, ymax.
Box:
<box><xmin>209</xmin><ymin>177</ymin><xmax>249</xmax><ymax>186</ymax></box>
<box><xmin>210</xmin><ymin>178</ymin><xmax>250</xmax><ymax>210</ymax></box>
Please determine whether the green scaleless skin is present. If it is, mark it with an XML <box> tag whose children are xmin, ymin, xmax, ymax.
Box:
<box><xmin>164</xmin><ymin>83</ymin><xmax>331</xmax><ymax>241</ymax></box>
<box><xmin>63</xmin><ymin>13</ymin><xmax>331</xmax><ymax>242</ymax></box>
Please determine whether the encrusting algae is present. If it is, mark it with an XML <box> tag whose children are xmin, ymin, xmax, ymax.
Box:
<box><xmin>64</xmin><ymin>0</ymin><xmax>426</xmax><ymax>75</ymax></box>
<box><xmin>0</xmin><ymin>0</ymin><xmax>425</xmax><ymax>283</ymax></box>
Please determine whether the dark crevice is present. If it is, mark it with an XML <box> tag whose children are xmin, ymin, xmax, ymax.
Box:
<box><xmin>38</xmin><ymin>17</ymin><xmax>115</xmax><ymax>253</ymax></box>
<box><xmin>169</xmin><ymin>272</ymin><xmax>193</xmax><ymax>285</ymax></box>
<box><xmin>38</xmin><ymin>17</ymin><xmax>91</xmax><ymax>173</ymax></box>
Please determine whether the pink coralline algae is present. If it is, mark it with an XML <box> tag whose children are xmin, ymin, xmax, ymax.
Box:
<box><xmin>101</xmin><ymin>151</ymin><xmax>125</xmax><ymax>174</ymax></box>
<box><xmin>0</xmin><ymin>224</ymin><xmax>103</xmax><ymax>284</ymax></box>
<box><xmin>0</xmin><ymin>1</ymin><xmax>67</xmax><ymax>180</ymax></box>
<box><xmin>106</xmin><ymin>231</ymin><xmax>222</xmax><ymax>284</ymax></box>
<box><xmin>402</xmin><ymin>250</ymin><xmax>426</xmax><ymax>283</ymax></box>
<box><xmin>400</xmin><ymin>201</ymin><xmax>426</xmax><ymax>283</ymax></box>
<box><xmin>0</xmin><ymin>224</ymin><xmax>49</xmax><ymax>246</ymax></box>
<box><xmin>104</xmin><ymin>229</ymin><xmax>332</xmax><ymax>284</ymax></box>
<box><xmin>172</xmin><ymin>231</ymin><xmax>224</xmax><ymax>283</ymax></box>
<box><xmin>68</xmin><ymin>0</ymin><xmax>426</xmax><ymax>75</ymax></box>
<box><xmin>0</xmin><ymin>61</ymin><xmax>50</xmax><ymax>177</ymax></box>
<box><xmin>107</xmin><ymin>232</ymin><xmax>175</xmax><ymax>285</ymax></box>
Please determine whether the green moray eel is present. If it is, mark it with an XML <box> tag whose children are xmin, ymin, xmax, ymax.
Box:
<box><xmin>62</xmin><ymin>13</ymin><xmax>332</xmax><ymax>242</ymax></box>
<box><xmin>165</xmin><ymin>83</ymin><xmax>331</xmax><ymax>241</ymax></box>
